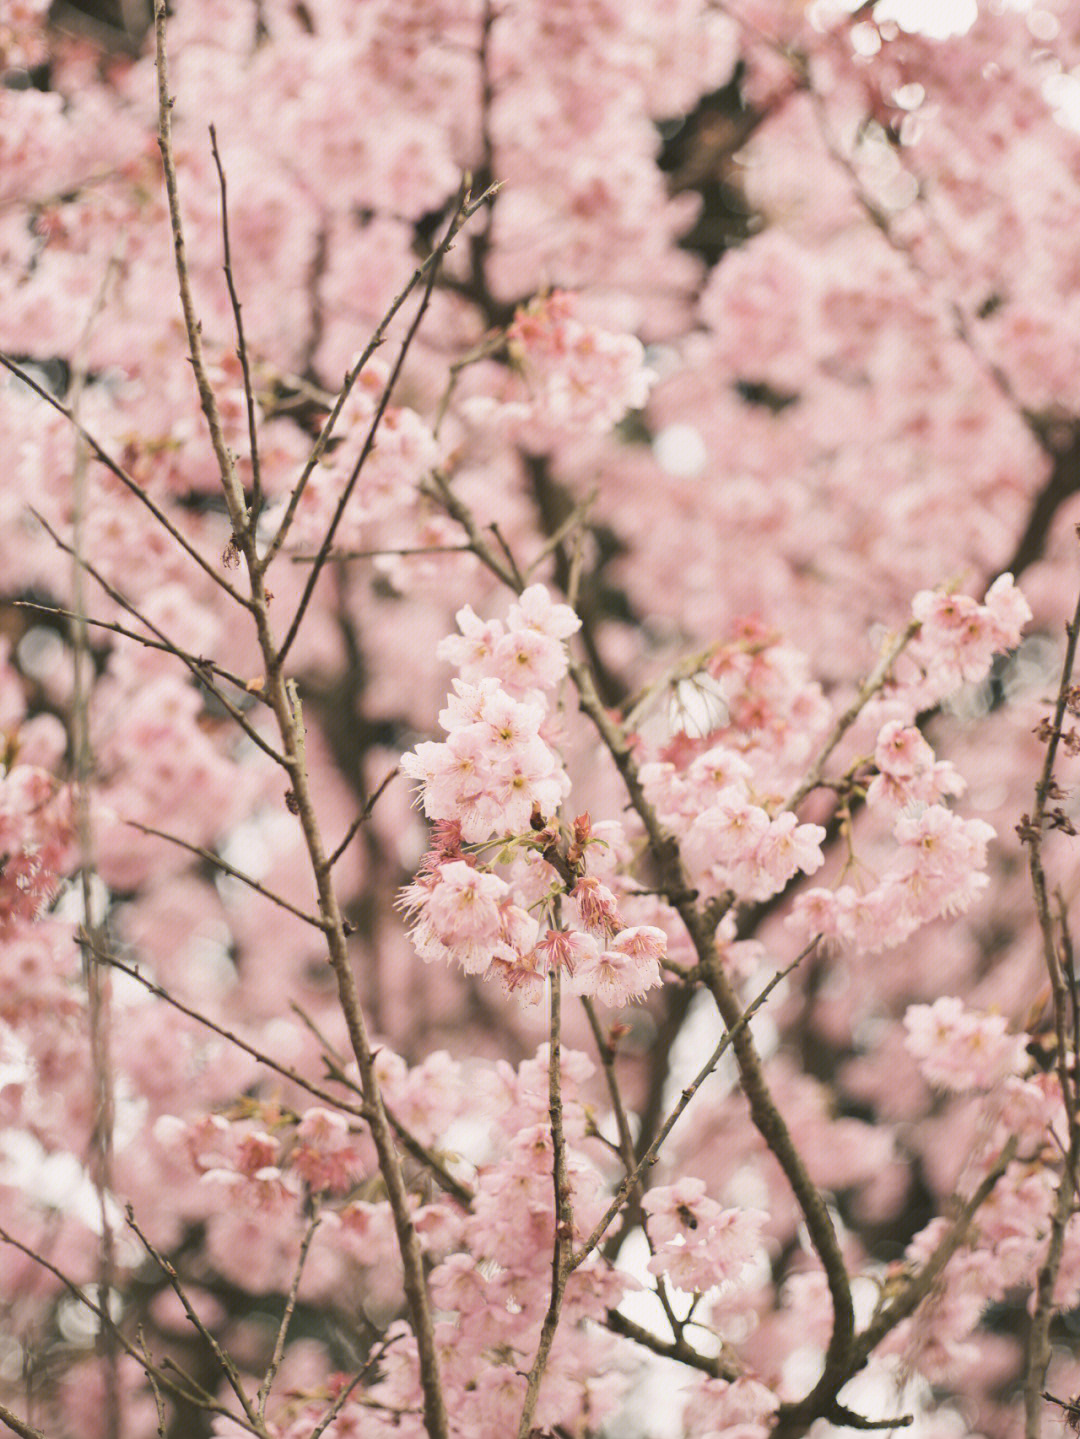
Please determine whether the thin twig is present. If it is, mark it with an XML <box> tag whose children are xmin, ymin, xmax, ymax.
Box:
<box><xmin>602</xmin><ymin>1309</ymin><xmax>739</xmax><ymax>1382</ymax></box>
<box><xmin>209</xmin><ymin>124</ymin><xmax>263</xmax><ymax>518</ymax></box>
<box><xmin>261</xmin><ymin>182</ymin><xmax>500</xmax><ymax>573</ymax></box>
<box><xmin>244</xmin><ymin>672</ymin><xmax>450</xmax><ymax>1439</ymax></box>
<box><xmin>125</xmin><ymin>1205</ymin><xmax>260</xmax><ymax>1428</ymax></box>
<box><xmin>0</xmin><ymin>1225</ymin><xmax>257</xmax><ymax>1431</ymax></box>
<box><xmin>853</xmin><ymin>1139</ymin><xmax>1017</xmax><ymax>1364</ymax></box>
<box><xmin>785</xmin><ymin>619</ymin><xmax>921</xmax><ymax>812</ymax></box>
<box><xmin>327</xmin><ymin>767</ymin><xmax>399</xmax><ymax>869</ymax></box>
<box><xmin>123</xmin><ymin>818</ymin><xmax>326</xmax><ymax>930</ymax></box>
<box><xmin>88</xmin><ymin>940</ymin><xmax>368</xmax><ymax>1119</ymax></box>
<box><xmin>29</xmin><ymin>509</ymin><xmax>286</xmax><ymax>767</ymax></box>
<box><xmin>257</xmin><ymin>1211</ymin><xmax>322</xmax><ymax>1419</ymax></box>
<box><xmin>0</xmin><ymin>353</ymin><xmax>251</xmax><ymax>607</ymax></box>
<box><xmin>275</xmin><ymin>183</ymin><xmax>487</xmax><ymax>667</ymax></box>
<box><xmin>13</xmin><ymin>601</ymin><xmax>266</xmax><ymax>703</ymax></box>
<box><xmin>524</xmin><ymin>488</ymin><xmax>599</xmax><ymax>580</ymax></box>
<box><xmin>308</xmin><ymin>1334</ymin><xmax>404</xmax><ymax>1439</ymax></box>
<box><xmin>154</xmin><ymin>0</ymin><xmax>249</xmax><ymax>536</ymax></box>
<box><xmin>572</xmin><ymin>941</ymin><xmax>818</xmax><ymax>1267</ymax></box>
<box><xmin>287</xmin><ymin>1002</ymin><xmax>475</xmax><ymax>1207</ymax></box>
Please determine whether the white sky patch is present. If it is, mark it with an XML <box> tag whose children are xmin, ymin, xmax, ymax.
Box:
<box><xmin>873</xmin><ymin>0</ymin><xmax>978</xmax><ymax>38</ymax></box>
<box><xmin>653</xmin><ymin>422</ymin><xmax>708</xmax><ymax>479</ymax></box>
<box><xmin>1044</xmin><ymin>68</ymin><xmax>1080</xmax><ymax>131</ymax></box>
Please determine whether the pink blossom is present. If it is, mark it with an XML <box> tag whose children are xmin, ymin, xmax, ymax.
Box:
<box><xmin>904</xmin><ymin>997</ymin><xmax>1026</xmax><ymax>1092</ymax></box>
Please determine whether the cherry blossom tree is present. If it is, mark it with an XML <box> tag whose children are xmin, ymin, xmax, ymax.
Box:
<box><xmin>3</xmin><ymin>2</ymin><xmax>1080</xmax><ymax>1437</ymax></box>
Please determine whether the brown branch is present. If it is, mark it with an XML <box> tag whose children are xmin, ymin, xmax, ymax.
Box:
<box><xmin>13</xmin><ymin>600</ymin><xmax>266</xmax><ymax>703</ymax></box>
<box><xmin>287</xmin><ymin>1001</ymin><xmax>475</xmax><ymax>1207</ymax></box>
<box><xmin>602</xmin><ymin>1308</ymin><xmax>740</xmax><ymax>1381</ymax></box>
<box><xmin>327</xmin><ymin>766</ymin><xmax>399</xmax><ymax>869</ymax></box>
<box><xmin>0</xmin><ymin>1404</ymin><xmax>46</xmax><ymax>1439</ymax></box>
<box><xmin>125</xmin><ymin>1205</ymin><xmax>260</xmax><ymax>1428</ymax></box>
<box><xmin>257</xmin><ymin>1211</ymin><xmax>321</xmax><ymax>1420</ymax></box>
<box><xmin>784</xmin><ymin>619</ymin><xmax>920</xmax><ymax>812</ymax></box>
<box><xmin>573</xmin><ymin>941</ymin><xmax>818</xmax><ymax>1269</ymax></box>
<box><xmin>88</xmin><ymin>941</ymin><xmax>368</xmax><ymax>1119</ymax></box>
<box><xmin>852</xmin><ymin>1139</ymin><xmax>1017</xmax><ymax>1365</ymax></box>
<box><xmin>0</xmin><ymin>1224</ymin><xmax>259</xmax><ymax>1432</ymax></box>
<box><xmin>247</xmin><ymin>670</ymin><xmax>449</xmax><ymax>1439</ymax></box>
<box><xmin>516</xmin><ymin>967</ymin><xmax>573</xmax><ymax>1439</ymax></box>
<box><xmin>29</xmin><ymin>508</ymin><xmax>285</xmax><ymax>766</ymax></box>
<box><xmin>1022</xmin><ymin>570</ymin><xmax>1080</xmax><ymax>1438</ymax></box>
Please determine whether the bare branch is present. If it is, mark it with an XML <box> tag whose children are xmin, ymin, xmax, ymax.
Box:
<box><xmin>29</xmin><ymin>508</ymin><xmax>287</xmax><ymax>767</ymax></box>
<box><xmin>0</xmin><ymin>1224</ymin><xmax>259</xmax><ymax>1432</ymax></box>
<box><xmin>209</xmin><ymin>124</ymin><xmax>263</xmax><ymax>517</ymax></box>
<box><xmin>125</xmin><ymin>1205</ymin><xmax>260</xmax><ymax>1429</ymax></box>
<box><xmin>516</xmin><ymin>967</ymin><xmax>573</xmax><ymax>1439</ymax></box>
<box><xmin>13</xmin><ymin>600</ymin><xmax>266</xmax><ymax>703</ymax></box>
<box><xmin>327</xmin><ymin>766</ymin><xmax>399</xmax><ymax>869</ymax></box>
<box><xmin>123</xmin><ymin>818</ymin><xmax>327</xmax><ymax>930</ymax></box>
<box><xmin>602</xmin><ymin>1308</ymin><xmax>740</xmax><ymax>1382</ymax></box>
<box><xmin>261</xmin><ymin>181</ymin><xmax>500</xmax><ymax>573</ymax></box>
<box><xmin>785</xmin><ymin>619</ymin><xmax>921</xmax><ymax>812</ymax></box>
<box><xmin>257</xmin><ymin>1211</ymin><xmax>322</xmax><ymax>1420</ymax></box>
<box><xmin>0</xmin><ymin>353</ymin><xmax>251</xmax><ymax>607</ymax></box>
<box><xmin>88</xmin><ymin>940</ymin><xmax>369</xmax><ymax>1120</ymax></box>
<box><xmin>153</xmin><ymin>0</ymin><xmax>249</xmax><ymax>536</ymax></box>
<box><xmin>0</xmin><ymin>1403</ymin><xmax>47</xmax><ymax>1439</ymax></box>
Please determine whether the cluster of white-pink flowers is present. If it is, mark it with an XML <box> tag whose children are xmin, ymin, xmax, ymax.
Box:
<box><xmin>399</xmin><ymin>586</ymin><xmax>666</xmax><ymax>1006</ymax></box>
<box><xmin>640</xmin><ymin>743</ymin><xmax>827</xmax><ymax>902</ymax></box>
<box><xmin>786</xmin><ymin>576</ymin><xmax>1033</xmax><ymax>954</ymax></box>
<box><xmin>465</xmin><ymin>291</ymin><xmax>655</xmax><ymax>438</ymax></box>
<box><xmin>642</xmin><ymin>1178</ymin><xmax>767</xmax><ymax>1295</ymax></box>
<box><xmin>790</xmin><ymin>800</ymin><xmax>996</xmax><ymax>954</ymax></box>
<box><xmin>401</xmin><ymin>586</ymin><xmax>579</xmax><ymax>843</ymax></box>
<box><xmin>903</xmin><ymin>996</ymin><xmax>1027</xmax><ymax>1093</ymax></box>
<box><xmin>0</xmin><ymin>763</ymin><xmax>73</xmax><ymax>925</ymax></box>
<box><xmin>908</xmin><ymin>572</ymin><xmax>1033</xmax><ymax>700</ymax></box>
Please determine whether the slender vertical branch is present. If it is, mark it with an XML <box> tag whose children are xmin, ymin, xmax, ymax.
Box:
<box><xmin>153</xmin><ymin>0</ymin><xmax>249</xmax><ymax>535</ymax></box>
<box><xmin>246</xmin><ymin>667</ymin><xmax>448</xmax><ymax>1438</ymax></box>
<box><xmin>209</xmin><ymin>124</ymin><xmax>263</xmax><ymax>518</ymax></box>
<box><xmin>257</xmin><ymin>1212</ymin><xmax>321</xmax><ymax>1420</ymax></box>
<box><xmin>68</xmin><ymin>254</ymin><xmax>121</xmax><ymax>1439</ymax></box>
<box><xmin>516</xmin><ymin>967</ymin><xmax>574</xmax><ymax>1439</ymax></box>
<box><xmin>1022</xmin><ymin>571</ymin><xmax>1080</xmax><ymax>1439</ymax></box>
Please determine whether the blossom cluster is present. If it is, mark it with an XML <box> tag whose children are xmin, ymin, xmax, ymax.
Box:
<box><xmin>906</xmin><ymin>573</ymin><xmax>1034</xmax><ymax>704</ymax></box>
<box><xmin>0</xmin><ymin>762</ymin><xmax>73</xmax><ymax>925</ymax></box>
<box><xmin>642</xmin><ymin>1178</ymin><xmax>767</xmax><ymax>1295</ymax></box>
<box><xmin>399</xmin><ymin>588</ymin><xmax>666</xmax><ymax>1006</ymax></box>
<box><xmin>465</xmin><ymin>291</ymin><xmax>655</xmax><ymax>439</ymax></box>
<box><xmin>642</xmin><ymin>743</ymin><xmax>827</xmax><ymax>901</ymax></box>
<box><xmin>903</xmin><ymin>996</ymin><xmax>1027</xmax><ymax>1094</ymax></box>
